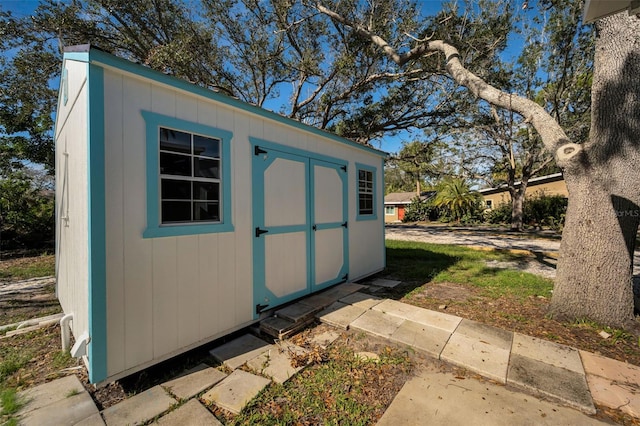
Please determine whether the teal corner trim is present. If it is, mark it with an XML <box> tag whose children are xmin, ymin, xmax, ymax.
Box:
<box><xmin>355</xmin><ymin>162</ymin><xmax>378</xmax><ymax>221</ymax></box>
<box><xmin>381</xmin><ymin>157</ymin><xmax>386</xmax><ymax>269</ymax></box>
<box><xmin>87</xmin><ymin>63</ymin><xmax>107</xmax><ymax>383</ymax></box>
<box><xmin>141</xmin><ymin>111</ymin><xmax>234</xmax><ymax>238</ymax></box>
<box><xmin>86</xmin><ymin>47</ymin><xmax>386</xmax><ymax>159</ymax></box>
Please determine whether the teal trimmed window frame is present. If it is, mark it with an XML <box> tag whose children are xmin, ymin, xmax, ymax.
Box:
<box><xmin>141</xmin><ymin>110</ymin><xmax>234</xmax><ymax>238</ymax></box>
<box><xmin>356</xmin><ymin>162</ymin><xmax>377</xmax><ymax>221</ymax></box>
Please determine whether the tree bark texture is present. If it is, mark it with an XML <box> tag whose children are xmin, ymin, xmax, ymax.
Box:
<box><xmin>509</xmin><ymin>186</ymin><xmax>525</xmax><ymax>232</ymax></box>
<box><xmin>550</xmin><ymin>13</ymin><xmax>640</xmax><ymax>328</ymax></box>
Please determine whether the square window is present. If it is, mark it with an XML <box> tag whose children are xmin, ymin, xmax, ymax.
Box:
<box><xmin>142</xmin><ymin>110</ymin><xmax>234</xmax><ymax>238</ymax></box>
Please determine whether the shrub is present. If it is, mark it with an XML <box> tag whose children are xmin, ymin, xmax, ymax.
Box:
<box><xmin>402</xmin><ymin>197</ymin><xmax>436</xmax><ymax>222</ymax></box>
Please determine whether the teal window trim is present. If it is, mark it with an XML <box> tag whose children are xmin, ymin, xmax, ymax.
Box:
<box><xmin>356</xmin><ymin>162</ymin><xmax>377</xmax><ymax>221</ymax></box>
<box><xmin>141</xmin><ymin>111</ymin><xmax>234</xmax><ymax>238</ymax></box>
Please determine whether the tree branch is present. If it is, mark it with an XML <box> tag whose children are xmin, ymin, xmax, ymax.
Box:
<box><xmin>316</xmin><ymin>2</ymin><xmax>579</xmax><ymax>167</ymax></box>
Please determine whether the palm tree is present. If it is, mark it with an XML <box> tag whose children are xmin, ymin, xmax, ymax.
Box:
<box><xmin>433</xmin><ymin>178</ymin><xmax>482</xmax><ymax>223</ymax></box>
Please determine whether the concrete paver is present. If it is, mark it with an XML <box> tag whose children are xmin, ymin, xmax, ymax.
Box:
<box><xmin>349</xmin><ymin>309</ymin><xmax>405</xmax><ymax>338</ymax></box>
<box><xmin>309</xmin><ymin>329</ymin><xmax>341</xmax><ymax>348</ymax></box>
<box><xmin>246</xmin><ymin>341</ymin><xmax>308</xmax><ymax>384</ymax></box>
<box><xmin>201</xmin><ymin>369</ymin><xmax>271</xmax><ymax>414</ymax></box>
<box><xmin>102</xmin><ymin>385</ymin><xmax>176</xmax><ymax>426</ymax></box>
<box><xmin>581</xmin><ymin>350</ymin><xmax>640</xmax><ymax>417</ymax></box>
<box><xmin>390</xmin><ymin>320</ymin><xmax>453</xmax><ymax>358</ymax></box>
<box><xmin>512</xmin><ymin>333</ymin><xmax>584</xmax><ymax>373</ymax></box>
<box><xmin>75</xmin><ymin>413</ymin><xmax>107</xmax><ymax>426</ymax></box>
<box><xmin>209</xmin><ymin>334</ymin><xmax>273</xmax><ymax>370</ymax></box>
<box><xmin>320</xmin><ymin>283</ymin><xmax>367</xmax><ymax>301</ymax></box>
<box><xmin>507</xmin><ymin>354</ymin><xmax>595</xmax><ymax>414</ymax></box>
<box><xmin>155</xmin><ymin>399</ymin><xmax>222</xmax><ymax>425</ymax></box>
<box><xmin>440</xmin><ymin>319</ymin><xmax>512</xmax><ymax>383</ymax></box>
<box><xmin>370</xmin><ymin>278</ymin><xmax>401</xmax><ymax>288</ymax></box>
<box><xmin>581</xmin><ymin>350</ymin><xmax>640</xmax><ymax>383</ymax></box>
<box><xmin>586</xmin><ymin>374</ymin><xmax>640</xmax><ymax>418</ymax></box>
<box><xmin>373</xmin><ymin>299</ymin><xmax>461</xmax><ymax>332</ymax></box>
<box><xmin>377</xmin><ymin>368</ymin><xmax>606</xmax><ymax>426</ymax></box>
<box><xmin>317</xmin><ymin>301</ymin><xmax>367</xmax><ymax>329</ymax></box>
<box><xmin>338</xmin><ymin>292</ymin><xmax>383</xmax><ymax>309</ymax></box>
<box><xmin>19</xmin><ymin>391</ymin><xmax>101</xmax><ymax>426</ymax></box>
<box><xmin>162</xmin><ymin>364</ymin><xmax>227</xmax><ymax>400</ymax></box>
<box><xmin>275</xmin><ymin>302</ymin><xmax>320</xmax><ymax>322</ymax></box>
<box><xmin>18</xmin><ymin>374</ymin><xmax>86</xmax><ymax>414</ymax></box>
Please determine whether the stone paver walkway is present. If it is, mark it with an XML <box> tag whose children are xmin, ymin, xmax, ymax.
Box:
<box><xmin>10</xmin><ymin>282</ymin><xmax>640</xmax><ymax>425</ymax></box>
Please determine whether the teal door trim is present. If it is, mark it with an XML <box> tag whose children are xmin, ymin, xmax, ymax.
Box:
<box><xmin>251</xmin><ymin>138</ymin><xmax>349</xmax><ymax>319</ymax></box>
<box><xmin>309</xmin><ymin>158</ymin><xmax>349</xmax><ymax>291</ymax></box>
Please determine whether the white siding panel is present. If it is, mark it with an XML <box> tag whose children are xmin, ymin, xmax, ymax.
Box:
<box><xmin>151</xmin><ymin>237</ymin><xmax>178</xmax><ymax>357</ymax></box>
<box><xmin>177</xmin><ymin>236</ymin><xmax>200</xmax><ymax>348</ymax></box>
<box><xmin>217</xmin><ymin>232</ymin><xmax>236</xmax><ymax>331</ymax></box>
<box><xmin>58</xmin><ymin>82</ymin><xmax>90</xmax><ymax>341</ymax></box>
<box><xmin>197</xmin><ymin>233</ymin><xmax>219</xmax><ymax>339</ymax></box>
<box><xmin>121</xmin><ymin>77</ymin><xmax>153</xmax><ymax>369</ymax></box>
<box><xmin>227</xmin><ymin>108</ymin><xmax>253</xmax><ymax>324</ymax></box>
<box><xmin>103</xmin><ymin>70</ymin><xmax>126</xmax><ymax>376</ymax></box>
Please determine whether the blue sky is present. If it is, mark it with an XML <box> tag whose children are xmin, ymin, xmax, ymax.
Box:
<box><xmin>1</xmin><ymin>0</ymin><xmax>535</xmax><ymax>155</ymax></box>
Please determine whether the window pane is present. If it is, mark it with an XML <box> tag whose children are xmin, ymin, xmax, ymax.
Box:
<box><xmin>162</xmin><ymin>201</ymin><xmax>191</xmax><ymax>222</ymax></box>
<box><xmin>359</xmin><ymin>169</ymin><xmax>366</xmax><ymax>180</ymax></box>
<box><xmin>359</xmin><ymin>194</ymin><xmax>373</xmax><ymax>215</ymax></box>
<box><xmin>193</xmin><ymin>135</ymin><xmax>219</xmax><ymax>158</ymax></box>
<box><xmin>193</xmin><ymin>181</ymin><xmax>219</xmax><ymax>201</ymax></box>
<box><xmin>194</xmin><ymin>157</ymin><xmax>220</xmax><ymax>179</ymax></box>
<box><xmin>161</xmin><ymin>152</ymin><xmax>191</xmax><ymax>176</ymax></box>
<box><xmin>161</xmin><ymin>179</ymin><xmax>190</xmax><ymax>200</ymax></box>
<box><xmin>194</xmin><ymin>202</ymin><xmax>220</xmax><ymax>222</ymax></box>
<box><xmin>160</xmin><ymin>128</ymin><xmax>191</xmax><ymax>154</ymax></box>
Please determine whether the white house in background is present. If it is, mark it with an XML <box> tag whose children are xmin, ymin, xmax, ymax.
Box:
<box><xmin>54</xmin><ymin>45</ymin><xmax>386</xmax><ymax>384</ymax></box>
<box><xmin>384</xmin><ymin>191</ymin><xmax>435</xmax><ymax>223</ymax></box>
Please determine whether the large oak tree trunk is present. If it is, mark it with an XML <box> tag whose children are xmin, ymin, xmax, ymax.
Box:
<box><xmin>510</xmin><ymin>188</ymin><xmax>525</xmax><ymax>232</ymax></box>
<box><xmin>549</xmin><ymin>13</ymin><xmax>640</xmax><ymax>328</ymax></box>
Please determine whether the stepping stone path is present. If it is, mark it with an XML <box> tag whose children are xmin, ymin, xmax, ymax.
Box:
<box><xmin>11</xmin><ymin>280</ymin><xmax>640</xmax><ymax>424</ymax></box>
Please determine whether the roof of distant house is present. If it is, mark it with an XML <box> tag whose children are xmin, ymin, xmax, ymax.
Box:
<box><xmin>478</xmin><ymin>173</ymin><xmax>564</xmax><ymax>195</ymax></box>
<box><xmin>384</xmin><ymin>191</ymin><xmax>436</xmax><ymax>205</ymax></box>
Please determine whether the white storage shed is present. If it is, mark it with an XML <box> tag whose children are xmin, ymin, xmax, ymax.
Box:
<box><xmin>55</xmin><ymin>45</ymin><xmax>386</xmax><ymax>384</ymax></box>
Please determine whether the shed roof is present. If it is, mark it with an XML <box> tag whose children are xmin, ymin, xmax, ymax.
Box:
<box><xmin>62</xmin><ymin>45</ymin><xmax>387</xmax><ymax>159</ymax></box>
<box><xmin>583</xmin><ymin>0</ymin><xmax>639</xmax><ymax>23</ymax></box>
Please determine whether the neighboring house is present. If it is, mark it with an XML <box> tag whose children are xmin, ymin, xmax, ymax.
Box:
<box><xmin>384</xmin><ymin>191</ymin><xmax>435</xmax><ymax>222</ymax></box>
<box><xmin>479</xmin><ymin>173</ymin><xmax>568</xmax><ymax>209</ymax></box>
<box><xmin>55</xmin><ymin>45</ymin><xmax>386</xmax><ymax>384</ymax></box>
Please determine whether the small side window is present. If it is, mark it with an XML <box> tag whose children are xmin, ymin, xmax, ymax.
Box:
<box><xmin>356</xmin><ymin>163</ymin><xmax>377</xmax><ymax>220</ymax></box>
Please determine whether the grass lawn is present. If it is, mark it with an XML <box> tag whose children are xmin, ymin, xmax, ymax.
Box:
<box><xmin>384</xmin><ymin>239</ymin><xmax>554</xmax><ymax>299</ymax></box>
<box><xmin>0</xmin><ymin>254</ymin><xmax>55</xmax><ymax>281</ymax></box>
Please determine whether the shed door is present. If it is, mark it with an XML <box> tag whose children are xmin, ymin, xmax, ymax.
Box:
<box><xmin>252</xmin><ymin>145</ymin><xmax>347</xmax><ymax>316</ymax></box>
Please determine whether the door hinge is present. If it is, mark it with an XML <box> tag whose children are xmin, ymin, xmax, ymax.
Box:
<box><xmin>341</xmin><ymin>273</ymin><xmax>349</xmax><ymax>282</ymax></box>
<box><xmin>312</xmin><ymin>224</ymin><xmax>317</xmax><ymax>231</ymax></box>
<box><xmin>254</xmin><ymin>146</ymin><xmax>267</xmax><ymax>156</ymax></box>
<box><xmin>256</xmin><ymin>303</ymin><xmax>269</xmax><ymax>314</ymax></box>
<box><xmin>341</xmin><ymin>165</ymin><xmax>347</xmax><ymax>172</ymax></box>
<box><xmin>342</xmin><ymin>221</ymin><xmax>348</xmax><ymax>228</ymax></box>
<box><xmin>255</xmin><ymin>227</ymin><xmax>269</xmax><ymax>237</ymax></box>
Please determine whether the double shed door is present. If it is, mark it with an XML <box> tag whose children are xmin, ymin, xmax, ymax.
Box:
<box><xmin>252</xmin><ymin>143</ymin><xmax>348</xmax><ymax>316</ymax></box>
